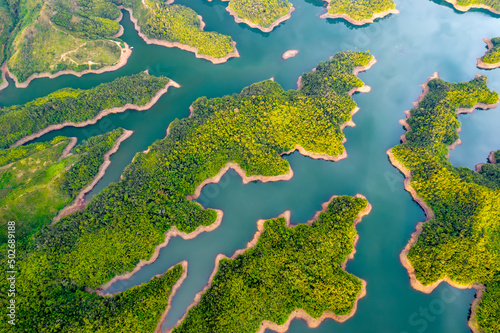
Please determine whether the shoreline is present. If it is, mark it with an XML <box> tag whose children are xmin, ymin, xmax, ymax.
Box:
<box><xmin>5</xmin><ymin>41</ymin><xmax>132</xmax><ymax>89</ymax></box>
<box><xmin>0</xmin><ymin>63</ymin><xmax>8</xmax><ymax>91</ymax></box>
<box><xmin>225</xmin><ymin>4</ymin><xmax>295</xmax><ymax>33</ymax></box>
<box><xmin>320</xmin><ymin>6</ymin><xmax>399</xmax><ymax>25</ymax></box>
<box><xmin>97</xmin><ymin>209</ymin><xmax>224</xmax><ymax>292</ymax></box>
<box><xmin>477</xmin><ymin>38</ymin><xmax>500</xmax><ymax>70</ymax></box>
<box><xmin>474</xmin><ymin>150</ymin><xmax>498</xmax><ymax>172</ymax></box>
<box><xmin>169</xmin><ymin>194</ymin><xmax>372</xmax><ymax>333</ymax></box>
<box><xmin>53</xmin><ymin>129</ymin><xmax>134</xmax><ymax>222</ymax></box>
<box><xmin>282</xmin><ymin>49</ymin><xmax>299</xmax><ymax>60</ymax></box>
<box><xmin>57</xmin><ymin>137</ymin><xmax>78</xmax><ymax>162</ymax></box>
<box><xmin>388</xmin><ymin>72</ymin><xmax>498</xmax><ymax>333</ymax></box>
<box><xmin>444</xmin><ymin>0</ymin><xmax>500</xmax><ymax>14</ymax></box>
<box><xmin>121</xmin><ymin>6</ymin><xmax>240</xmax><ymax>64</ymax></box>
<box><xmin>10</xmin><ymin>79</ymin><xmax>180</xmax><ymax>148</ymax></box>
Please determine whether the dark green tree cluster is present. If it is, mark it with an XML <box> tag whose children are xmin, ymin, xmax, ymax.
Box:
<box><xmin>481</xmin><ymin>37</ymin><xmax>500</xmax><ymax>65</ymax></box>
<box><xmin>0</xmin><ymin>72</ymin><xmax>169</xmax><ymax>148</ymax></box>
<box><xmin>327</xmin><ymin>0</ymin><xmax>396</xmax><ymax>21</ymax></box>
<box><xmin>0</xmin><ymin>0</ymin><xmax>14</xmax><ymax>70</ymax></box>
<box><xmin>123</xmin><ymin>0</ymin><xmax>236</xmax><ymax>59</ymax></box>
<box><xmin>390</xmin><ymin>76</ymin><xmax>500</xmax><ymax>333</ymax></box>
<box><xmin>173</xmin><ymin>196</ymin><xmax>368</xmax><ymax>333</ymax></box>
<box><xmin>1</xmin><ymin>51</ymin><xmax>373</xmax><ymax>332</ymax></box>
<box><xmin>227</xmin><ymin>0</ymin><xmax>292</xmax><ymax>28</ymax></box>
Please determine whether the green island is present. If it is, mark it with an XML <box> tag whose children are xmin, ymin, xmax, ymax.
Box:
<box><xmin>173</xmin><ymin>195</ymin><xmax>370</xmax><ymax>333</ymax></box>
<box><xmin>122</xmin><ymin>0</ymin><xmax>238</xmax><ymax>63</ymax></box>
<box><xmin>388</xmin><ymin>74</ymin><xmax>500</xmax><ymax>333</ymax></box>
<box><xmin>221</xmin><ymin>0</ymin><xmax>294</xmax><ymax>32</ymax></box>
<box><xmin>320</xmin><ymin>0</ymin><xmax>399</xmax><ymax>25</ymax></box>
<box><xmin>0</xmin><ymin>72</ymin><xmax>173</xmax><ymax>149</ymax></box>
<box><xmin>478</xmin><ymin>38</ymin><xmax>500</xmax><ymax>70</ymax></box>
<box><xmin>442</xmin><ymin>0</ymin><xmax>500</xmax><ymax>14</ymax></box>
<box><xmin>0</xmin><ymin>51</ymin><xmax>374</xmax><ymax>332</ymax></box>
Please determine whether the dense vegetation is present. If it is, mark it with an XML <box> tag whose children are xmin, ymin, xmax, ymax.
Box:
<box><xmin>227</xmin><ymin>0</ymin><xmax>292</xmax><ymax>28</ymax></box>
<box><xmin>0</xmin><ymin>51</ymin><xmax>373</xmax><ymax>331</ymax></box>
<box><xmin>481</xmin><ymin>37</ymin><xmax>500</xmax><ymax>65</ymax></box>
<box><xmin>390</xmin><ymin>76</ymin><xmax>500</xmax><ymax>332</ymax></box>
<box><xmin>452</xmin><ymin>0</ymin><xmax>500</xmax><ymax>11</ymax></box>
<box><xmin>0</xmin><ymin>0</ymin><xmax>14</xmax><ymax>71</ymax></box>
<box><xmin>0</xmin><ymin>72</ymin><xmax>169</xmax><ymax>149</ymax></box>
<box><xmin>123</xmin><ymin>0</ymin><xmax>236</xmax><ymax>59</ymax></box>
<box><xmin>173</xmin><ymin>196</ymin><xmax>368</xmax><ymax>333</ymax></box>
<box><xmin>0</xmin><ymin>128</ymin><xmax>123</xmax><ymax>248</ymax></box>
<box><xmin>326</xmin><ymin>0</ymin><xmax>396</xmax><ymax>21</ymax></box>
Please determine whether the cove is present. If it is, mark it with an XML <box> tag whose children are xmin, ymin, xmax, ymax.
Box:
<box><xmin>1</xmin><ymin>0</ymin><xmax>500</xmax><ymax>332</ymax></box>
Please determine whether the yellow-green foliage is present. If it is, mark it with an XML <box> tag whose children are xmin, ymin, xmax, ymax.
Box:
<box><xmin>123</xmin><ymin>0</ymin><xmax>235</xmax><ymax>59</ymax></box>
<box><xmin>455</xmin><ymin>0</ymin><xmax>500</xmax><ymax>11</ymax></box>
<box><xmin>482</xmin><ymin>37</ymin><xmax>500</xmax><ymax>65</ymax></box>
<box><xmin>227</xmin><ymin>0</ymin><xmax>292</xmax><ymax>28</ymax></box>
<box><xmin>174</xmin><ymin>196</ymin><xmax>367</xmax><ymax>333</ymax></box>
<box><xmin>390</xmin><ymin>76</ymin><xmax>500</xmax><ymax>333</ymax></box>
<box><xmin>327</xmin><ymin>0</ymin><xmax>396</xmax><ymax>21</ymax></box>
<box><xmin>0</xmin><ymin>72</ymin><xmax>169</xmax><ymax>149</ymax></box>
<box><xmin>4</xmin><ymin>51</ymin><xmax>372</xmax><ymax>332</ymax></box>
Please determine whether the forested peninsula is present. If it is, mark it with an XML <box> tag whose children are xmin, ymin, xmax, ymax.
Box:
<box><xmin>121</xmin><ymin>0</ymin><xmax>239</xmax><ymax>63</ymax></box>
<box><xmin>172</xmin><ymin>195</ymin><xmax>371</xmax><ymax>333</ymax></box>
<box><xmin>442</xmin><ymin>0</ymin><xmax>500</xmax><ymax>14</ymax></box>
<box><xmin>0</xmin><ymin>72</ymin><xmax>175</xmax><ymax>149</ymax></box>
<box><xmin>478</xmin><ymin>38</ymin><xmax>500</xmax><ymax>69</ymax></box>
<box><xmin>211</xmin><ymin>0</ymin><xmax>294</xmax><ymax>33</ymax></box>
<box><xmin>0</xmin><ymin>0</ymin><xmax>236</xmax><ymax>89</ymax></box>
<box><xmin>320</xmin><ymin>0</ymin><xmax>399</xmax><ymax>25</ymax></box>
<box><xmin>388</xmin><ymin>74</ymin><xmax>500</xmax><ymax>333</ymax></box>
<box><xmin>0</xmin><ymin>51</ymin><xmax>374</xmax><ymax>332</ymax></box>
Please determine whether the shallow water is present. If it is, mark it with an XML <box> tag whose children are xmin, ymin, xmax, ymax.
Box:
<box><xmin>2</xmin><ymin>0</ymin><xmax>500</xmax><ymax>332</ymax></box>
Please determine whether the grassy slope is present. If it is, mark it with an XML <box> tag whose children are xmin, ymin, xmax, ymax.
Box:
<box><xmin>174</xmin><ymin>196</ymin><xmax>368</xmax><ymax>333</ymax></box>
<box><xmin>227</xmin><ymin>0</ymin><xmax>292</xmax><ymax>28</ymax></box>
<box><xmin>390</xmin><ymin>76</ymin><xmax>500</xmax><ymax>333</ymax></box>
<box><xmin>2</xmin><ymin>51</ymin><xmax>372</xmax><ymax>332</ymax></box>
<box><xmin>327</xmin><ymin>0</ymin><xmax>396</xmax><ymax>21</ymax></box>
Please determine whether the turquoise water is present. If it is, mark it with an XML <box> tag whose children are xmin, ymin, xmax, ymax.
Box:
<box><xmin>1</xmin><ymin>0</ymin><xmax>500</xmax><ymax>332</ymax></box>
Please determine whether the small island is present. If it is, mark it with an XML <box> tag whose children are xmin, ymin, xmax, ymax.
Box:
<box><xmin>443</xmin><ymin>0</ymin><xmax>500</xmax><ymax>14</ymax></box>
<box><xmin>282</xmin><ymin>49</ymin><xmax>299</xmax><ymax>60</ymax></box>
<box><xmin>5</xmin><ymin>51</ymin><xmax>376</xmax><ymax>332</ymax></box>
<box><xmin>388</xmin><ymin>74</ymin><xmax>500</xmax><ymax>333</ymax></box>
<box><xmin>320</xmin><ymin>0</ymin><xmax>399</xmax><ymax>25</ymax></box>
<box><xmin>216</xmin><ymin>0</ymin><xmax>294</xmax><ymax>33</ymax></box>
<box><xmin>478</xmin><ymin>38</ymin><xmax>500</xmax><ymax>69</ymax></box>
<box><xmin>172</xmin><ymin>195</ymin><xmax>371</xmax><ymax>333</ymax></box>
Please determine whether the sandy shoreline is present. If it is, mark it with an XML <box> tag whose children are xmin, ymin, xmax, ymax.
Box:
<box><xmin>0</xmin><ymin>64</ymin><xmax>8</xmax><ymax>91</ymax></box>
<box><xmin>282</xmin><ymin>49</ymin><xmax>299</xmax><ymax>60</ymax></box>
<box><xmin>320</xmin><ymin>6</ymin><xmax>399</xmax><ymax>25</ymax></box>
<box><xmin>53</xmin><ymin>129</ymin><xmax>134</xmax><ymax>221</ymax></box>
<box><xmin>10</xmin><ymin>79</ymin><xmax>180</xmax><ymax>148</ymax></box>
<box><xmin>57</xmin><ymin>137</ymin><xmax>78</xmax><ymax>162</ymax></box>
<box><xmin>5</xmin><ymin>42</ymin><xmax>132</xmax><ymax>89</ymax></box>
<box><xmin>225</xmin><ymin>4</ymin><xmax>295</xmax><ymax>33</ymax></box>
<box><xmin>169</xmin><ymin>194</ymin><xmax>371</xmax><ymax>333</ymax></box>
<box><xmin>96</xmin><ymin>209</ymin><xmax>224</xmax><ymax>292</ymax></box>
<box><xmin>388</xmin><ymin>72</ymin><xmax>499</xmax><ymax>333</ymax></box>
<box><xmin>444</xmin><ymin>0</ymin><xmax>500</xmax><ymax>14</ymax></box>
<box><xmin>121</xmin><ymin>6</ymin><xmax>239</xmax><ymax>64</ymax></box>
<box><xmin>477</xmin><ymin>38</ymin><xmax>500</xmax><ymax>69</ymax></box>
